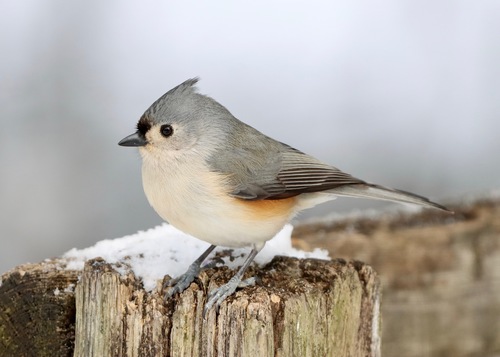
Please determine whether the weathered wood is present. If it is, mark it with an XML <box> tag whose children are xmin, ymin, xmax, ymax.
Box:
<box><xmin>73</xmin><ymin>257</ymin><xmax>380</xmax><ymax>357</ymax></box>
<box><xmin>0</xmin><ymin>260</ymin><xmax>78</xmax><ymax>357</ymax></box>
<box><xmin>0</xmin><ymin>256</ymin><xmax>380</xmax><ymax>357</ymax></box>
<box><xmin>293</xmin><ymin>197</ymin><xmax>500</xmax><ymax>357</ymax></box>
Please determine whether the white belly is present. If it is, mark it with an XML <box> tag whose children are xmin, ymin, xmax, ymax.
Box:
<box><xmin>141</xmin><ymin>157</ymin><xmax>292</xmax><ymax>248</ymax></box>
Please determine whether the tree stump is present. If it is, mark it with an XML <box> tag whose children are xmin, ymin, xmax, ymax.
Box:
<box><xmin>0</xmin><ymin>255</ymin><xmax>380</xmax><ymax>357</ymax></box>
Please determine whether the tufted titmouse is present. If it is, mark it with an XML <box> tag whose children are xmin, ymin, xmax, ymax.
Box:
<box><xmin>119</xmin><ymin>78</ymin><xmax>449</xmax><ymax>313</ymax></box>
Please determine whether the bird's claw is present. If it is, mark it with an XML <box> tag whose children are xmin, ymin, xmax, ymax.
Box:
<box><xmin>163</xmin><ymin>264</ymin><xmax>201</xmax><ymax>299</ymax></box>
<box><xmin>203</xmin><ymin>276</ymin><xmax>257</xmax><ymax>317</ymax></box>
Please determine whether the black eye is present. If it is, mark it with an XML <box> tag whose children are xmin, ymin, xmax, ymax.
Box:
<box><xmin>160</xmin><ymin>124</ymin><xmax>173</xmax><ymax>138</ymax></box>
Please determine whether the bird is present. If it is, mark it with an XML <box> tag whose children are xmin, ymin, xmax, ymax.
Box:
<box><xmin>118</xmin><ymin>78</ymin><xmax>449</xmax><ymax>315</ymax></box>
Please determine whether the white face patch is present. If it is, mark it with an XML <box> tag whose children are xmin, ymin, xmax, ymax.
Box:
<box><xmin>140</xmin><ymin>122</ymin><xmax>198</xmax><ymax>159</ymax></box>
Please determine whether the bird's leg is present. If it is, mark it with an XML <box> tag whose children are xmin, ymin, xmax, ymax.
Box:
<box><xmin>164</xmin><ymin>244</ymin><xmax>216</xmax><ymax>298</ymax></box>
<box><xmin>204</xmin><ymin>247</ymin><xmax>260</xmax><ymax>316</ymax></box>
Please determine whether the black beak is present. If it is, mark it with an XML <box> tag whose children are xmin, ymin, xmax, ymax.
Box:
<box><xmin>118</xmin><ymin>132</ymin><xmax>148</xmax><ymax>147</ymax></box>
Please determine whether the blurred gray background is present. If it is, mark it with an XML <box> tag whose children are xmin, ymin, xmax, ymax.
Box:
<box><xmin>1</xmin><ymin>0</ymin><xmax>498</xmax><ymax>274</ymax></box>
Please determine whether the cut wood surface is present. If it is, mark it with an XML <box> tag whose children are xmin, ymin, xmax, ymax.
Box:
<box><xmin>0</xmin><ymin>255</ymin><xmax>380</xmax><ymax>357</ymax></box>
<box><xmin>0</xmin><ymin>260</ymin><xmax>78</xmax><ymax>356</ymax></box>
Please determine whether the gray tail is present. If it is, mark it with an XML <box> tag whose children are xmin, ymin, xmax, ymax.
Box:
<box><xmin>329</xmin><ymin>183</ymin><xmax>451</xmax><ymax>212</ymax></box>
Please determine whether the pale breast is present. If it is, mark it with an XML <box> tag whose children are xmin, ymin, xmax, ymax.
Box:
<box><xmin>141</xmin><ymin>156</ymin><xmax>297</xmax><ymax>248</ymax></box>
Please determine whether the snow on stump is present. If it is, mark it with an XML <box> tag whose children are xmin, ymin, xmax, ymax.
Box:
<box><xmin>0</xmin><ymin>226</ymin><xmax>381</xmax><ymax>357</ymax></box>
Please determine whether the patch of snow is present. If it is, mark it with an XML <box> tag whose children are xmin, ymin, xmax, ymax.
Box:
<box><xmin>63</xmin><ymin>223</ymin><xmax>329</xmax><ymax>292</ymax></box>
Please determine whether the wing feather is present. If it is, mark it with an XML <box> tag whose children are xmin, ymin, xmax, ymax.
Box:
<box><xmin>228</xmin><ymin>148</ymin><xmax>367</xmax><ymax>199</ymax></box>
<box><xmin>209</xmin><ymin>133</ymin><xmax>448</xmax><ymax>211</ymax></box>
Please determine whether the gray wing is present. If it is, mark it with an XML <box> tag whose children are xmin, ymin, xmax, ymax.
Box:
<box><xmin>242</xmin><ymin>149</ymin><xmax>367</xmax><ymax>199</ymax></box>
<box><xmin>225</xmin><ymin>146</ymin><xmax>447</xmax><ymax>211</ymax></box>
<box><xmin>207</xmin><ymin>123</ymin><xmax>448</xmax><ymax>211</ymax></box>
<box><xmin>209</xmin><ymin>133</ymin><xmax>366</xmax><ymax>200</ymax></box>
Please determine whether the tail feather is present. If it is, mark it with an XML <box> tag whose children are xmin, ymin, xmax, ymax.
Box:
<box><xmin>329</xmin><ymin>183</ymin><xmax>450</xmax><ymax>212</ymax></box>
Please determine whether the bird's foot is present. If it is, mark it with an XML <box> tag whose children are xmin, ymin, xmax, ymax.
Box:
<box><xmin>203</xmin><ymin>276</ymin><xmax>257</xmax><ymax>317</ymax></box>
<box><xmin>163</xmin><ymin>263</ymin><xmax>201</xmax><ymax>299</ymax></box>
<box><xmin>163</xmin><ymin>257</ymin><xmax>224</xmax><ymax>298</ymax></box>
